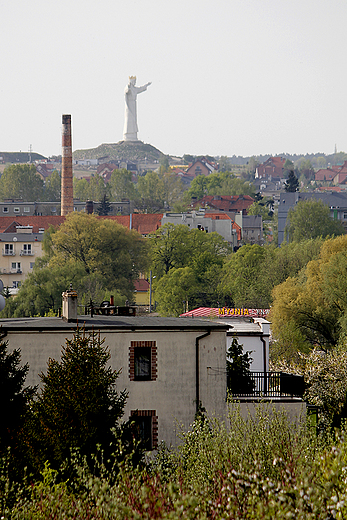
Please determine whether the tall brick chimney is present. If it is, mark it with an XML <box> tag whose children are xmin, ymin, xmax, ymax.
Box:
<box><xmin>61</xmin><ymin>114</ymin><xmax>73</xmax><ymax>216</ymax></box>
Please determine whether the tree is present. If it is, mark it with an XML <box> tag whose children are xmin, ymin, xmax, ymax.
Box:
<box><xmin>0</xmin><ymin>164</ymin><xmax>44</xmax><ymax>201</ymax></box>
<box><xmin>50</xmin><ymin>213</ymin><xmax>148</xmax><ymax>298</ymax></box>
<box><xmin>96</xmin><ymin>193</ymin><xmax>111</xmax><ymax>216</ymax></box>
<box><xmin>33</xmin><ymin>328</ymin><xmax>128</xmax><ymax>468</ymax></box>
<box><xmin>284</xmin><ymin>170</ymin><xmax>299</xmax><ymax>192</ymax></box>
<box><xmin>44</xmin><ymin>170</ymin><xmax>61</xmax><ymax>201</ymax></box>
<box><xmin>136</xmin><ymin>171</ymin><xmax>166</xmax><ymax>213</ymax></box>
<box><xmin>221</xmin><ymin>239</ymin><xmax>324</xmax><ymax>311</ymax></box>
<box><xmin>221</xmin><ymin>244</ymin><xmax>268</xmax><ymax>308</ymax></box>
<box><xmin>0</xmin><ymin>339</ymin><xmax>36</xmax><ymax>482</ymax></box>
<box><xmin>73</xmin><ymin>175</ymin><xmax>108</xmax><ymax>202</ymax></box>
<box><xmin>109</xmin><ymin>168</ymin><xmax>136</xmax><ymax>201</ymax></box>
<box><xmin>0</xmin><ymin>339</ymin><xmax>35</xmax><ymax>454</ymax></box>
<box><xmin>270</xmin><ymin>235</ymin><xmax>347</xmax><ymax>360</ymax></box>
<box><xmin>184</xmin><ymin>171</ymin><xmax>255</xmax><ymax>201</ymax></box>
<box><xmin>150</xmin><ymin>224</ymin><xmax>231</xmax><ymax>279</ymax></box>
<box><xmin>227</xmin><ymin>338</ymin><xmax>254</xmax><ymax>395</ymax></box>
<box><xmin>285</xmin><ymin>199</ymin><xmax>345</xmax><ymax>242</ymax></box>
<box><xmin>2</xmin><ymin>213</ymin><xmax>150</xmax><ymax>318</ymax></box>
<box><xmin>150</xmin><ymin>224</ymin><xmax>231</xmax><ymax>315</ymax></box>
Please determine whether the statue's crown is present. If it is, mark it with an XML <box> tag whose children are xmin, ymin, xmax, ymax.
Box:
<box><xmin>129</xmin><ymin>75</ymin><xmax>136</xmax><ymax>81</ymax></box>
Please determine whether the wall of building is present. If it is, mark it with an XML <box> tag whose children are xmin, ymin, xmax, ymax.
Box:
<box><xmin>3</xmin><ymin>320</ymin><xmax>228</xmax><ymax>447</ymax></box>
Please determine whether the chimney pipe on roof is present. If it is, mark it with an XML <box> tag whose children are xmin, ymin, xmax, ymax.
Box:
<box><xmin>62</xmin><ymin>286</ymin><xmax>78</xmax><ymax>322</ymax></box>
<box><xmin>61</xmin><ymin>115</ymin><xmax>73</xmax><ymax>216</ymax></box>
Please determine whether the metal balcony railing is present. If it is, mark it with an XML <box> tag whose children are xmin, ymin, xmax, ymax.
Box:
<box><xmin>20</xmin><ymin>250</ymin><xmax>34</xmax><ymax>256</ymax></box>
<box><xmin>2</xmin><ymin>249</ymin><xmax>15</xmax><ymax>256</ymax></box>
<box><xmin>232</xmin><ymin>372</ymin><xmax>305</xmax><ymax>398</ymax></box>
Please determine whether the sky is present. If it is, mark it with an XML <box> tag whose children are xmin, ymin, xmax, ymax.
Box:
<box><xmin>1</xmin><ymin>0</ymin><xmax>347</xmax><ymax>159</ymax></box>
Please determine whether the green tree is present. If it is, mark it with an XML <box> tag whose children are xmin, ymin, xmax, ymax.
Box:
<box><xmin>73</xmin><ymin>175</ymin><xmax>107</xmax><ymax>202</ymax></box>
<box><xmin>50</xmin><ymin>213</ymin><xmax>149</xmax><ymax>299</ymax></box>
<box><xmin>184</xmin><ymin>171</ymin><xmax>255</xmax><ymax>202</ymax></box>
<box><xmin>221</xmin><ymin>244</ymin><xmax>268</xmax><ymax>308</ymax></box>
<box><xmin>150</xmin><ymin>224</ymin><xmax>231</xmax><ymax>315</ymax></box>
<box><xmin>44</xmin><ymin>170</ymin><xmax>61</xmax><ymax>201</ymax></box>
<box><xmin>0</xmin><ymin>164</ymin><xmax>44</xmax><ymax>201</ymax></box>
<box><xmin>284</xmin><ymin>170</ymin><xmax>299</xmax><ymax>192</ymax></box>
<box><xmin>33</xmin><ymin>328</ymin><xmax>128</xmax><ymax>469</ymax></box>
<box><xmin>0</xmin><ymin>339</ymin><xmax>36</xmax><ymax>455</ymax></box>
<box><xmin>221</xmin><ymin>240</ymin><xmax>323</xmax><ymax>310</ymax></box>
<box><xmin>270</xmin><ymin>235</ymin><xmax>347</xmax><ymax>359</ymax></box>
<box><xmin>150</xmin><ymin>224</ymin><xmax>230</xmax><ymax>279</ymax></box>
<box><xmin>96</xmin><ymin>193</ymin><xmax>111</xmax><ymax>216</ymax></box>
<box><xmin>159</xmin><ymin>155</ymin><xmax>170</xmax><ymax>174</ymax></box>
<box><xmin>73</xmin><ymin>177</ymin><xmax>90</xmax><ymax>201</ymax></box>
<box><xmin>285</xmin><ymin>199</ymin><xmax>345</xmax><ymax>242</ymax></box>
<box><xmin>0</xmin><ymin>339</ymin><xmax>36</xmax><ymax>484</ymax></box>
<box><xmin>109</xmin><ymin>169</ymin><xmax>136</xmax><ymax>201</ymax></box>
<box><xmin>136</xmin><ymin>171</ymin><xmax>166</xmax><ymax>213</ymax></box>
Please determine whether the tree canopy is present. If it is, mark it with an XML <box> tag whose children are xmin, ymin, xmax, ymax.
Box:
<box><xmin>284</xmin><ymin>170</ymin><xmax>299</xmax><ymax>192</ymax></box>
<box><xmin>0</xmin><ymin>164</ymin><xmax>44</xmax><ymax>201</ymax></box>
<box><xmin>32</xmin><ymin>328</ymin><xmax>128</xmax><ymax>469</ymax></box>
<box><xmin>150</xmin><ymin>224</ymin><xmax>231</xmax><ymax>315</ymax></box>
<box><xmin>2</xmin><ymin>213</ymin><xmax>149</xmax><ymax>317</ymax></box>
<box><xmin>285</xmin><ymin>199</ymin><xmax>345</xmax><ymax>242</ymax></box>
<box><xmin>184</xmin><ymin>171</ymin><xmax>255</xmax><ymax>201</ymax></box>
<box><xmin>270</xmin><ymin>234</ymin><xmax>347</xmax><ymax>360</ymax></box>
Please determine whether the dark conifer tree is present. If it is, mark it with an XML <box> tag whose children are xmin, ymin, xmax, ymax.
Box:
<box><xmin>284</xmin><ymin>170</ymin><xmax>299</xmax><ymax>192</ymax></box>
<box><xmin>34</xmin><ymin>328</ymin><xmax>128</xmax><ymax>469</ymax></box>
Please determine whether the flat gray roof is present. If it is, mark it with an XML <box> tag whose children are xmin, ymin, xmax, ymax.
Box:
<box><xmin>0</xmin><ymin>315</ymin><xmax>229</xmax><ymax>333</ymax></box>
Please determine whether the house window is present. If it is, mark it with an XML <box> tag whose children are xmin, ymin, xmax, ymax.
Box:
<box><xmin>3</xmin><ymin>207</ymin><xmax>8</xmax><ymax>213</ymax></box>
<box><xmin>24</xmin><ymin>207</ymin><xmax>30</xmax><ymax>213</ymax></box>
<box><xmin>22</xmin><ymin>244</ymin><xmax>32</xmax><ymax>254</ymax></box>
<box><xmin>130</xmin><ymin>410</ymin><xmax>158</xmax><ymax>450</ymax></box>
<box><xmin>129</xmin><ymin>341</ymin><xmax>157</xmax><ymax>381</ymax></box>
<box><xmin>344</xmin><ymin>213</ymin><xmax>347</xmax><ymax>220</ymax></box>
<box><xmin>12</xmin><ymin>281</ymin><xmax>21</xmax><ymax>288</ymax></box>
<box><xmin>14</xmin><ymin>207</ymin><xmax>20</xmax><ymax>213</ymax></box>
<box><xmin>30</xmin><ymin>262</ymin><xmax>35</xmax><ymax>269</ymax></box>
<box><xmin>11</xmin><ymin>262</ymin><xmax>21</xmax><ymax>272</ymax></box>
<box><xmin>4</xmin><ymin>244</ymin><xmax>14</xmax><ymax>255</ymax></box>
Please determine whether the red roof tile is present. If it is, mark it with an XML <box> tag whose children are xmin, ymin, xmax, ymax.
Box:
<box><xmin>134</xmin><ymin>279</ymin><xmax>150</xmax><ymax>291</ymax></box>
<box><xmin>0</xmin><ymin>216</ymin><xmax>65</xmax><ymax>233</ymax></box>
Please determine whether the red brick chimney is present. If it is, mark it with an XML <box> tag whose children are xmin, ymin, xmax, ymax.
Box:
<box><xmin>61</xmin><ymin>114</ymin><xmax>73</xmax><ymax>216</ymax></box>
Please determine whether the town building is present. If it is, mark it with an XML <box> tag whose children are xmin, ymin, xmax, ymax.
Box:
<box><xmin>0</xmin><ymin>216</ymin><xmax>65</xmax><ymax>292</ymax></box>
<box><xmin>255</xmin><ymin>157</ymin><xmax>286</xmax><ymax>179</ymax></box>
<box><xmin>185</xmin><ymin>157</ymin><xmax>217</xmax><ymax>177</ymax></box>
<box><xmin>191</xmin><ymin>194</ymin><xmax>254</xmax><ymax>214</ymax></box>
<box><xmin>161</xmin><ymin>211</ymin><xmax>241</xmax><ymax>248</ymax></box>
<box><xmin>1</xmin><ymin>312</ymin><xmax>229</xmax><ymax>449</ymax></box>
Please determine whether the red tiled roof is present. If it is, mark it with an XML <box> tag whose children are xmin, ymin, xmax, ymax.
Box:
<box><xmin>0</xmin><ymin>216</ymin><xmax>65</xmax><ymax>233</ymax></box>
<box><xmin>106</xmin><ymin>214</ymin><xmax>162</xmax><ymax>235</ymax></box>
<box><xmin>193</xmin><ymin>195</ymin><xmax>254</xmax><ymax>214</ymax></box>
<box><xmin>315</xmin><ymin>168</ymin><xmax>335</xmax><ymax>181</ymax></box>
<box><xmin>134</xmin><ymin>279</ymin><xmax>150</xmax><ymax>292</ymax></box>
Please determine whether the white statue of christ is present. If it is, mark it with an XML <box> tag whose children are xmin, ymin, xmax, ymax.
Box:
<box><xmin>123</xmin><ymin>76</ymin><xmax>151</xmax><ymax>141</ymax></box>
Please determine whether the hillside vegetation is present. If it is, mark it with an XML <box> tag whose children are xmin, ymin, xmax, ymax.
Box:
<box><xmin>73</xmin><ymin>141</ymin><xmax>164</xmax><ymax>162</ymax></box>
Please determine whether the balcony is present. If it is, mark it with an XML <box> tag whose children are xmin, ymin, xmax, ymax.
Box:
<box><xmin>2</xmin><ymin>249</ymin><xmax>15</xmax><ymax>256</ymax></box>
<box><xmin>20</xmin><ymin>249</ymin><xmax>34</xmax><ymax>256</ymax></box>
<box><xmin>232</xmin><ymin>372</ymin><xmax>305</xmax><ymax>399</ymax></box>
<box><xmin>10</xmin><ymin>269</ymin><xmax>22</xmax><ymax>274</ymax></box>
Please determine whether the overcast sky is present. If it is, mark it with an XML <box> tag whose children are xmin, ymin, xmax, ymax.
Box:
<box><xmin>1</xmin><ymin>0</ymin><xmax>346</xmax><ymax>158</ymax></box>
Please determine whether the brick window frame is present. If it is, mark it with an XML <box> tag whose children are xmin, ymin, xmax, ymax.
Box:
<box><xmin>130</xmin><ymin>410</ymin><xmax>158</xmax><ymax>450</ymax></box>
<box><xmin>129</xmin><ymin>341</ymin><xmax>157</xmax><ymax>381</ymax></box>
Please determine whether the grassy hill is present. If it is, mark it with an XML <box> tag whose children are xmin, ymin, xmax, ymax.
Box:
<box><xmin>0</xmin><ymin>151</ymin><xmax>46</xmax><ymax>163</ymax></box>
<box><xmin>73</xmin><ymin>141</ymin><xmax>164</xmax><ymax>162</ymax></box>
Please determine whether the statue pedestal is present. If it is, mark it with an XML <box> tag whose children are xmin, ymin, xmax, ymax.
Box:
<box><xmin>123</xmin><ymin>133</ymin><xmax>139</xmax><ymax>142</ymax></box>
